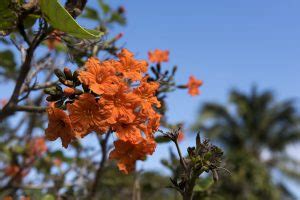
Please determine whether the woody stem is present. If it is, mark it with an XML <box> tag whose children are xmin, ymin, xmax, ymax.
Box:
<box><xmin>174</xmin><ymin>140</ymin><xmax>187</xmax><ymax>172</ymax></box>
<box><xmin>88</xmin><ymin>130</ymin><xmax>112</xmax><ymax>199</ymax></box>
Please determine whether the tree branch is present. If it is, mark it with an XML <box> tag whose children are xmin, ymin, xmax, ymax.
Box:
<box><xmin>88</xmin><ymin>130</ymin><xmax>112</xmax><ymax>199</ymax></box>
<box><xmin>0</xmin><ymin>20</ymin><xmax>49</xmax><ymax>121</ymax></box>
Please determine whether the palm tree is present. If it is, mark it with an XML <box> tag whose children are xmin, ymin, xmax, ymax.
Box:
<box><xmin>193</xmin><ymin>86</ymin><xmax>300</xmax><ymax>199</ymax></box>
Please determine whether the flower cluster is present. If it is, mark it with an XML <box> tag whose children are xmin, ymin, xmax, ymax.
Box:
<box><xmin>187</xmin><ymin>75</ymin><xmax>203</xmax><ymax>96</ymax></box>
<box><xmin>148</xmin><ymin>49</ymin><xmax>169</xmax><ymax>63</ymax></box>
<box><xmin>45</xmin><ymin>49</ymin><xmax>161</xmax><ymax>173</ymax></box>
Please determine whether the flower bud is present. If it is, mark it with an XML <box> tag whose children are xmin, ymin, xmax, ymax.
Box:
<box><xmin>54</xmin><ymin>69</ymin><xmax>65</xmax><ymax>79</ymax></box>
<box><xmin>177</xmin><ymin>85</ymin><xmax>188</xmax><ymax>89</ymax></box>
<box><xmin>44</xmin><ymin>87</ymin><xmax>57</xmax><ymax>95</ymax></box>
<box><xmin>115</xmin><ymin>32</ymin><xmax>123</xmax><ymax>40</ymax></box>
<box><xmin>46</xmin><ymin>95</ymin><xmax>61</xmax><ymax>102</ymax></box>
<box><xmin>64</xmin><ymin>80</ymin><xmax>74</xmax><ymax>87</ymax></box>
<box><xmin>72</xmin><ymin>70</ymin><xmax>81</xmax><ymax>86</ymax></box>
<box><xmin>64</xmin><ymin>67</ymin><xmax>73</xmax><ymax>80</ymax></box>
<box><xmin>63</xmin><ymin>87</ymin><xmax>75</xmax><ymax>96</ymax></box>
<box><xmin>118</xmin><ymin>6</ymin><xmax>126</xmax><ymax>14</ymax></box>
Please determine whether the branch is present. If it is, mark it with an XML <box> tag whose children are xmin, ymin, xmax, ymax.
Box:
<box><xmin>88</xmin><ymin>130</ymin><xmax>112</xmax><ymax>199</ymax></box>
<box><xmin>8</xmin><ymin>105</ymin><xmax>47</xmax><ymax>113</ymax></box>
<box><xmin>0</xmin><ymin>20</ymin><xmax>49</xmax><ymax>121</ymax></box>
<box><xmin>174</xmin><ymin>139</ymin><xmax>188</xmax><ymax>172</ymax></box>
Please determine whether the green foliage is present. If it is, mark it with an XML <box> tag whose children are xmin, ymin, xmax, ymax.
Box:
<box><xmin>193</xmin><ymin>177</ymin><xmax>214</xmax><ymax>192</ymax></box>
<box><xmin>193</xmin><ymin>87</ymin><xmax>300</xmax><ymax>199</ymax></box>
<box><xmin>0</xmin><ymin>50</ymin><xmax>16</xmax><ymax>72</ymax></box>
<box><xmin>82</xmin><ymin>7</ymin><xmax>100</xmax><ymax>21</ymax></box>
<box><xmin>0</xmin><ymin>0</ymin><xmax>18</xmax><ymax>36</ymax></box>
<box><xmin>39</xmin><ymin>0</ymin><xmax>103</xmax><ymax>39</ymax></box>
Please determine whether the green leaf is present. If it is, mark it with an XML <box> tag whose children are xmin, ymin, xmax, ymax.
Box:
<box><xmin>193</xmin><ymin>177</ymin><xmax>214</xmax><ymax>192</ymax></box>
<box><xmin>109</xmin><ymin>12</ymin><xmax>126</xmax><ymax>25</ymax></box>
<box><xmin>0</xmin><ymin>50</ymin><xmax>16</xmax><ymax>72</ymax></box>
<box><xmin>155</xmin><ymin>136</ymin><xmax>170</xmax><ymax>143</ymax></box>
<box><xmin>82</xmin><ymin>7</ymin><xmax>100</xmax><ymax>21</ymax></box>
<box><xmin>23</xmin><ymin>14</ymin><xmax>39</xmax><ymax>29</ymax></box>
<box><xmin>39</xmin><ymin>0</ymin><xmax>103</xmax><ymax>39</ymax></box>
<box><xmin>98</xmin><ymin>0</ymin><xmax>111</xmax><ymax>14</ymax></box>
<box><xmin>0</xmin><ymin>0</ymin><xmax>18</xmax><ymax>36</ymax></box>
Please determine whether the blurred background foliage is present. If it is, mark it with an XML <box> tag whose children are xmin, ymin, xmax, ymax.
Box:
<box><xmin>192</xmin><ymin>87</ymin><xmax>300</xmax><ymax>200</ymax></box>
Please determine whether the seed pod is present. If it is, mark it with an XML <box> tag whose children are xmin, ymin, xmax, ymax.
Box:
<box><xmin>54</xmin><ymin>69</ymin><xmax>65</xmax><ymax>79</ymax></box>
<box><xmin>64</xmin><ymin>67</ymin><xmax>73</xmax><ymax>80</ymax></box>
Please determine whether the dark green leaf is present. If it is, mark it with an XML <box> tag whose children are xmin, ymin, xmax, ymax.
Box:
<box><xmin>155</xmin><ymin>136</ymin><xmax>170</xmax><ymax>143</ymax></box>
<box><xmin>0</xmin><ymin>50</ymin><xmax>16</xmax><ymax>72</ymax></box>
<box><xmin>39</xmin><ymin>0</ymin><xmax>103</xmax><ymax>39</ymax></box>
<box><xmin>82</xmin><ymin>7</ymin><xmax>100</xmax><ymax>21</ymax></box>
<box><xmin>98</xmin><ymin>0</ymin><xmax>111</xmax><ymax>14</ymax></box>
<box><xmin>0</xmin><ymin>0</ymin><xmax>18</xmax><ymax>36</ymax></box>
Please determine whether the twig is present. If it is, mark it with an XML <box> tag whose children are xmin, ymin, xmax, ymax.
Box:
<box><xmin>88</xmin><ymin>130</ymin><xmax>112</xmax><ymax>199</ymax></box>
<box><xmin>174</xmin><ymin>140</ymin><xmax>188</xmax><ymax>172</ymax></box>
<box><xmin>0</xmin><ymin>19</ymin><xmax>49</xmax><ymax>121</ymax></box>
<box><xmin>8</xmin><ymin>105</ymin><xmax>47</xmax><ymax>113</ymax></box>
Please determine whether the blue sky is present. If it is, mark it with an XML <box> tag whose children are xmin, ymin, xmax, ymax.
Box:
<box><xmin>1</xmin><ymin>0</ymin><xmax>300</xmax><ymax>197</ymax></box>
<box><xmin>103</xmin><ymin>0</ymin><xmax>300</xmax><ymax>124</ymax></box>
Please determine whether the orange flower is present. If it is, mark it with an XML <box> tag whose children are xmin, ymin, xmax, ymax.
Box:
<box><xmin>133</xmin><ymin>77</ymin><xmax>160</xmax><ymax>117</ymax></box>
<box><xmin>45</xmin><ymin>106</ymin><xmax>74</xmax><ymax>148</ymax></box>
<box><xmin>187</xmin><ymin>76</ymin><xmax>203</xmax><ymax>96</ymax></box>
<box><xmin>53</xmin><ymin>158</ymin><xmax>62</xmax><ymax>167</ymax></box>
<box><xmin>4</xmin><ymin>165</ymin><xmax>28</xmax><ymax>180</ymax></box>
<box><xmin>0</xmin><ymin>99</ymin><xmax>7</xmax><ymax>107</ymax></box>
<box><xmin>5</xmin><ymin>165</ymin><xmax>20</xmax><ymax>177</ymax></box>
<box><xmin>99</xmin><ymin>85</ymin><xmax>140</xmax><ymax>125</ymax></box>
<box><xmin>140</xmin><ymin>113</ymin><xmax>161</xmax><ymax>140</ymax></box>
<box><xmin>148</xmin><ymin>49</ymin><xmax>169</xmax><ymax>63</ymax></box>
<box><xmin>4</xmin><ymin>196</ymin><xmax>13</xmax><ymax>200</ymax></box>
<box><xmin>78</xmin><ymin>57</ymin><xmax>121</xmax><ymax>96</ymax></box>
<box><xmin>115</xmin><ymin>49</ymin><xmax>148</xmax><ymax>81</ymax></box>
<box><xmin>178</xmin><ymin>131</ymin><xmax>185</xmax><ymax>142</ymax></box>
<box><xmin>109</xmin><ymin>139</ymin><xmax>156</xmax><ymax>174</ymax></box>
<box><xmin>29</xmin><ymin>137</ymin><xmax>47</xmax><ymax>157</ymax></box>
<box><xmin>67</xmin><ymin>93</ymin><xmax>110</xmax><ymax>137</ymax></box>
<box><xmin>113</xmin><ymin>123</ymin><xmax>142</xmax><ymax>142</ymax></box>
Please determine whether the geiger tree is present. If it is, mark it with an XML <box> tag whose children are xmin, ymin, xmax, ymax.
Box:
<box><xmin>0</xmin><ymin>0</ymin><xmax>223</xmax><ymax>199</ymax></box>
